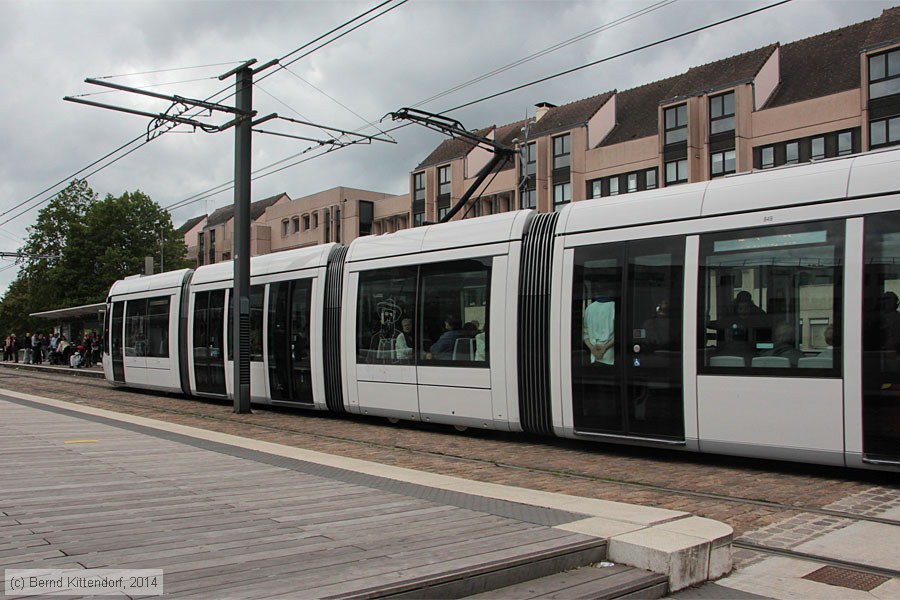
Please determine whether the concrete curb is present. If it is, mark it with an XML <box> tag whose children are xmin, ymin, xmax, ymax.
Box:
<box><xmin>0</xmin><ymin>387</ymin><xmax>733</xmax><ymax>592</ymax></box>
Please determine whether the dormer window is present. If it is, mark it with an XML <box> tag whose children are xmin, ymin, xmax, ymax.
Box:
<box><xmin>664</xmin><ymin>104</ymin><xmax>687</xmax><ymax>145</ymax></box>
<box><xmin>869</xmin><ymin>49</ymin><xmax>900</xmax><ymax>99</ymax></box>
<box><xmin>709</xmin><ymin>92</ymin><xmax>735</xmax><ymax>135</ymax></box>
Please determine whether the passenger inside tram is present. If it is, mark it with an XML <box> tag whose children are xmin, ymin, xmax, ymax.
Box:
<box><xmin>582</xmin><ymin>293</ymin><xmax>615</xmax><ymax>365</ymax></box>
<box><xmin>760</xmin><ymin>322</ymin><xmax>805</xmax><ymax>367</ymax></box>
<box><xmin>708</xmin><ymin>290</ymin><xmax>771</xmax><ymax>361</ymax></box>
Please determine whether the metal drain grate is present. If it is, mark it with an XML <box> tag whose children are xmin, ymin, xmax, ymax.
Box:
<box><xmin>802</xmin><ymin>566</ymin><xmax>889</xmax><ymax>591</ymax></box>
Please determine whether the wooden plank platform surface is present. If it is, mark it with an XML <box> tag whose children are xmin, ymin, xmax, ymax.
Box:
<box><xmin>0</xmin><ymin>397</ymin><xmax>616</xmax><ymax>598</ymax></box>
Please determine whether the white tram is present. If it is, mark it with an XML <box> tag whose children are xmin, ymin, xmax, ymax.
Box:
<box><xmin>104</xmin><ymin>149</ymin><xmax>900</xmax><ymax>471</ymax></box>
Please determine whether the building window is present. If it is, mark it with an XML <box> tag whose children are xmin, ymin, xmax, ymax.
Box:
<box><xmin>414</xmin><ymin>172</ymin><xmax>425</xmax><ymax>202</ymax></box>
<box><xmin>609</xmin><ymin>177</ymin><xmax>619</xmax><ymax>196</ymax></box>
<box><xmin>589</xmin><ymin>180</ymin><xmax>601</xmax><ymax>199</ymax></box>
<box><xmin>811</xmin><ymin>137</ymin><xmax>825</xmax><ymax>160</ymax></box>
<box><xmin>521</xmin><ymin>189</ymin><xmax>537</xmax><ymax>209</ymax></box>
<box><xmin>711</xmin><ymin>149</ymin><xmax>736</xmax><ymax>177</ymax></box>
<box><xmin>869</xmin><ymin>48</ymin><xmax>900</xmax><ymax>100</ymax></box>
<box><xmin>645</xmin><ymin>169</ymin><xmax>658</xmax><ymax>190</ymax></box>
<box><xmin>291</xmin><ymin>216</ymin><xmax>300</xmax><ymax>233</ymax></box>
<box><xmin>664</xmin><ymin>104</ymin><xmax>687</xmax><ymax>145</ymax></box>
<box><xmin>784</xmin><ymin>142</ymin><xmax>799</xmax><ymax>165</ymax></box>
<box><xmin>760</xmin><ymin>146</ymin><xmax>775</xmax><ymax>169</ymax></box>
<box><xmin>553</xmin><ymin>182</ymin><xmax>571</xmax><ymax>211</ymax></box>
<box><xmin>553</xmin><ymin>134</ymin><xmax>571</xmax><ymax>169</ymax></box>
<box><xmin>870</xmin><ymin>116</ymin><xmax>900</xmax><ymax>148</ymax></box>
<box><xmin>522</xmin><ymin>142</ymin><xmax>537</xmax><ymax>176</ymax></box>
<box><xmin>208</xmin><ymin>229</ymin><xmax>216</xmax><ymax>264</ymax></box>
<box><xmin>282</xmin><ymin>219</ymin><xmax>290</xmax><ymax>237</ymax></box>
<box><xmin>665</xmin><ymin>159</ymin><xmax>688</xmax><ymax>185</ymax></box>
<box><xmin>197</xmin><ymin>232</ymin><xmax>205</xmax><ymax>266</ymax></box>
<box><xmin>838</xmin><ymin>131</ymin><xmax>853</xmax><ymax>155</ymax></box>
<box><xmin>438</xmin><ymin>206</ymin><xmax>450</xmax><ymax>221</ymax></box>
<box><xmin>302</xmin><ymin>214</ymin><xmax>310</xmax><ymax>230</ymax></box>
<box><xmin>709</xmin><ymin>91</ymin><xmax>735</xmax><ymax>135</ymax></box>
<box><xmin>627</xmin><ymin>173</ymin><xmax>638</xmax><ymax>193</ymax></box>
<box><xmin>313</xmin><ymin>212</ymin><xmax>319</xmax><ymax>228</ymax></box>
<box><xmin>414</xmin><ymin>211</ymin><xmax>424</xmax><ymax>227</ymax></box>
<box><xmin>438</xmin><ymin>165</ymin><xmax>451</xmax><ymax>197</ymax></box>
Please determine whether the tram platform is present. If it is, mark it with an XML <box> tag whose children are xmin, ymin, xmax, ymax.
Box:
<box><xmin>0</xmin><ymin>389</ymin><xmax>731</xmax><ymax>598</ymax></box>
<box><xmin>0</xmin><ymin>358</ymin><xmax>105</xmax><ymax>378</ymax></box>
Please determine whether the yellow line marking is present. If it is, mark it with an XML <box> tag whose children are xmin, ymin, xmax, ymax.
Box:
<box><xmin>64</xmin><ymin>440</ymin><xmax>98</xmax><ymax>444</ymax></box>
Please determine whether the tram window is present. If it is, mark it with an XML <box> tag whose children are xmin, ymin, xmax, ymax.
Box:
<box><xmin>698</xmin><ymin>220</ymin><xmax>843</xmax><ymax>375</ymax></box>
<box><xmin>146</xmin><ymin>298</ymin><xmax>170</xmax><ymax>358</ymax></box>
<box><xmin>420</xmin><ymin>258</ymin><xmax>491</xmax><ymax>366</ymax></box>
<box><xmin>226</xmin><ymin>286</ymin><xmax>265</xmax><ymax>362</ymax></box>
<box><xmin>125</xmin><ymin>299</ymin><xmax>147</xmax><ymax>357</ymax></box>
<box><xmin>862</xmin><ymin>211</ymin><xmax>900</xmax><ymax>458</ymax></box>
<box><xmin>124</xmin><ymin>297</ymin><xmax>170</xmax><ymax>358</ymax></box>
<box><xmin>356</xmin><ymin>266</ymin><xmax>417</xmax><ymax>364</ymax></box>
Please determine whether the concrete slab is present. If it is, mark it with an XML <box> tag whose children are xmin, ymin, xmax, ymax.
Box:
<box><xmin>795</xmin><ymin>521</ymin><xmax>900</xmax><ymax>571</ymax></box>
<box><xmin>715</xmin><ymin>556</ymin><xmax>884</xmax><ymax>600</ymax></box>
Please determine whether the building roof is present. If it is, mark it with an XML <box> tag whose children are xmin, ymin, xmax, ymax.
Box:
<box><xmin>863</xmin><ymin>6</ymin><xmax>900</xmax><ymax>51</ymax></box>
<box><xmin>176</xmin><ymin>214</ymin><xmax>206</xmax><ymax>234</ymax></box>
<box><xmin>414</xmin><ymin>8</ymin><xmax>900</xmax><ymax>160</ymax></box>
<box><xmin>669</xmin><ymin>44</ymin><xmax>777</xmax><ymax>100</ymax></box>
<box><xmin>206</xmin><ymin>193</ymin><xmax>288</xmax><ymax>228</ymax></box>
<box><xmin>415</xmin><ymin>126</ymin><xmax>495</xmax><ymax>170</ymax></box>
<box><xmin>527</xmin><ymin>91</ymin><xmax>615</xmax><ymax>137</ymax></box>
<box><xmin>599</xmin><ymin>75</ymin><xmax>681</xmax><ymax>146</ymax></box>
<box><xmin>764</xmin><ymin>20</ymin><xmax>874</xmax><ymax>108</ymax></box>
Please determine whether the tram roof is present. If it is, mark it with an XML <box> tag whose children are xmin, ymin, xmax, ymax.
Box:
<box><xmin>347</xmin><ymin>210</ymin><xmax>533</xmax><ymax>262</ymax></box>
<box><xmin>559</xmin><ymin>148</ymin><xmax>900</xmax><ymax>235</ymax></box>
<box><xmin>190</xmin><ymin>244</ymin><xmax>335</xmax><ymax>286</ymax></box>
<box><xmin>108</xmin><ymin>269</ymin><xmax>192</xmax><ymax>298</ymax></box>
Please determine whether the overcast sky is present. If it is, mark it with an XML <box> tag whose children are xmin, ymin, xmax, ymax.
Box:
<box><xmin>0</xmin><ymin>0</ymin><xmax>894</xmax><ymax>296</ymax></box>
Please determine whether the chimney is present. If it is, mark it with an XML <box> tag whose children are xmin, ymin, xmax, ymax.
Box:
<box><xmin>534</xmin><ymin>102</ymin><xmax>556</xmax><ymax>122</ymax></box>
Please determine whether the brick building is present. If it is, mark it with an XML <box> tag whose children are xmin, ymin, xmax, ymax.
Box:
<box><xmin>411</xmin><ymin>7</ymin><xmax>900</xmax><ymax>222</ymax></box>
<box><xmin>180</xmin><ymin>8</ymin><xmax>900</xmax><ymax>261</ymax></box>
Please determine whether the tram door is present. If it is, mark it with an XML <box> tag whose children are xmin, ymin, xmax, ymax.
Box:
<box><xmin>111</xmin><ymin>301</ymin><xmax>126</xmax><ymax>383</ymax></box>
<box><xmin>572</xmin><ymin>236</ymin><xmax>685</xmax><ymax>440</ymax></box>
<box><xmin>193</xmin><ymin>290</ymin><xmax>226</xmax><ymax>396</ymax></box>
<box><xmin>267</xmin><ymin>280</ymin><xmax>313</xmax><ymax>404</ymax></box>
<box><xmin>862</xmin><ymin>212</ymin><xmax>900</xmax><ymax>463</ymax></box>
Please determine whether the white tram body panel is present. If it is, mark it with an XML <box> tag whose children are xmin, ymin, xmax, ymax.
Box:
<box><xmin>105</xmin><ymin>269</ymin><xmax>191</xmax><ymax>393</ymax></box>
<box><xmin>344</xmin><ymin>211</ymin><xmax>531</xmax><ymax>430</ymax></box>
<box><xmin>552</xmin><ymin>149</ymin><xmax>900</xmax><ymax>468</ymax></box>
<box><xmin>186</xmin><ymin>245</ymin><xmax>334</xmax><ymax>407</ymax></box>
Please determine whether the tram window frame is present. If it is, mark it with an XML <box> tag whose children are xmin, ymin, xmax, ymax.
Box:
<box><xmin>697</xmin><ymin>220</ymin><xmax>843</xmax><ymax>377</ymax></box>
<box><xmin>355</xmin><ymin>266</ymin><xmax>418</xmax><ymax>365</ymax></box>
<box><xmin>419</xmin><ymin>258</ymin><xmax>491</xmax><ymax>368</ymax></box>
<box><xmin>124</xmin><ymin>296</ymin><xmax>170</xmax><ymax>358</ymax></box>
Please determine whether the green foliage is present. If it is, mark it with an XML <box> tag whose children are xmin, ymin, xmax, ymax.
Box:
<box><xmin>0</xmin><ymin>181</ymin><xmax>189</xmax><ymax>333</ymax></box>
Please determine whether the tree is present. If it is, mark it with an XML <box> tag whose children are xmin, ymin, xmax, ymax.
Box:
<box><xmin>0</xmin><ymin>181</ymin><xmax>189</xmax><ymax>333</ymax></box>
<box><xmin>66</xmin><ymin>190</ymin><xmax>190</xmax><ymax>305</ymax></box>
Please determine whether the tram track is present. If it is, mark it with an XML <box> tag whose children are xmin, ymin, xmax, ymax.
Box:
<box><xmin>2</xmin><ymin>367</ymin><xmax>899</xmax><ymax>536</ymax></box>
